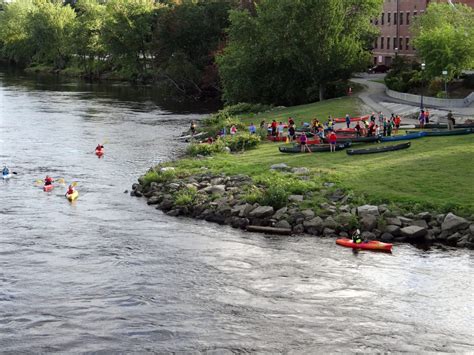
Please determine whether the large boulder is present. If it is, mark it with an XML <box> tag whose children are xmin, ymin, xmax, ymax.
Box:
<box><xmin>275</xmin><ymin>220</ymin><xmax>291</xmax><ymax>229</ymax></box>
<box><xmin>398</xmin><ymin>216</ymin><xmax>413</xmax><ymax>227</ymax></box>
<box><xmin>357</xmin><ymin>205</ymin><xmax>379</xmax><ymax>218</ymax></box>
<box><xmin>400</xmin><ymin>225</ymin><xmax>428</xmax><ymax>240</ymax></box>
<box><xmin>323</xmin><ymin>216</ymin><xmax>338</xmax><ymax>230</ymax></box>
<box><xmin>384</xmin><ymin>225</ymin><xmax>401</xmax><ymax>237</ymax></box>
<box><xmin>385</xmin><ymin>217</ymin><xmax>402</xmax><ymax>227</ymax></box>
<box><xmin>288</xmin><ymin>195</ymin><xmax>304</xmax><ymax>202</ymax></box>
<box><xmin>301</xmin><ymin>209</ymin><xmax>315</xmax><ymax>220</ymax></box>
<box><xmin>249</xmin><ymin>206</ymin><xmax>274</xmax><ymax>218</ymax></box>
<box><xmin>441</xmin><ymin>213</ymin><xmax>469</xmax><ymax>232</ymax></box>
<box><xmin>303</xmin><ymin>216</ymin><xmax>324</xmax><ymax>233</ymax></box>
<box><xmin>361</xmin><ymin>215</ymin><xmax>377</xmax><ymax>231</ymax></box>
<box><xmin>203</xmin><ymin>185</ymin><xmax>226</xmax><ymax>195</ymax></box>
<box><xmin>410</xmin><ymin>219</ymin><xmax>429</xmax><ymax>229</ymax></box>
<box><xmin>416</xmin><ymin>212</ymin><xmax>432</xmax><ymax>221</ymax></box>
<box><xmin>273</xmin><ymin>207</ymin><xmax>288</xmax><ymax>220</ymax></box>
<box><xmin>447</xmin><ymin>232</ymin><xmax>462</xmax><ymax>246</ymax></box>
<box><xmin>380</xmin><ymin>233</ymin><xmax>394</xmax><ymax>242</ymax></box>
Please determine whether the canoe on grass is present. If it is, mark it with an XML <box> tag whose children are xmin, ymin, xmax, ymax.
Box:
<box><xmin>323</xmin><ymin>135</ymin><xmax>380</xmax><ymax>144</ymax></box>
<box><xmin>405</xmin><ymin>128</ymin><xmax>472</xmax><ymax>136</ymax></box>
<box><xmin>279</xmin><ymin>142</ymin><xmax>350</xmax><ymax>153</ymax></box>
<box><xmin>379</xmin><ymin>132</ymin><xmax>426</xmax><ymax>142</ymax></box>
<box><xmin>268</xmin><ymin>135</ymin><xmax>321</xmax><ymax>144</ymax></box>
<box><xmin>414</xmin><ymin>123</ymin><xmax>474</xmax><ymax>129</ymax></box>
<box><xmin>347</xmin><ymin>142</ymin><xmax>410</xmax><ymax>155</ymax></box>
<box><xmin>333</xmin><ymin>115</ymin><xmax>370</xmax><ymax>123</ymax></box>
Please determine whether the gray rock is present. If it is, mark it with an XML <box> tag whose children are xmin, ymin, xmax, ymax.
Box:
<box><xmin>275</xmin><ymin>220</ymin><xmax>291</xmax><ymax>229</ymax></box>
<box><xmin>147</xmin><ymin>195</ymin><xmax>162</xmax><ymax>205</ymax></box>
<box><xmin>378</xmin><ymin>205</ymin><xmax>389</xmax><ymax>214</ymax></box>
<box><xmin>231</xmin><ymin>204</ymin><xmax>246</xmax><ymax>216</ymax></box>
<box><xmin>217</xmin><ymin>203</ymin><xmax>232</xmax><ymax>216</ymax></box>
<box><xmin>270</xmin><ymin>163</ymin><xmax>290</xmax><ymax>171</ymax></box>
<box><xmin>469</xmin><ymin>224</ymin><xmax>474</xmax><ymax>235</ymax></box>
<box><xmin>323</xmin><ymin>182</ymin><xmax>335</xmax><ymax>188</ymax></box>
<box><xmin>441</xmin><ymin>213</ymin><xmax>469</xmax><ymax>232</ymax></box>
<box><xmin>168</xmin><ymin>182</ymin><xmax>181</xmax><ymax>190</ymax></box>
<box><xmin>166</xmin><ymin>209</ymin><xmax>180</xmax><ymax>217</ymax></box>
<box><xmin>323</xmin><ymin>228</ymin><xmax>336</xmax><ymax>237</ymax></box>
<box><xmin>293</xmin><ymin>224</ymin><xmax>305</xmax><ymax>234</ymax></box>
<box><xmin>410</xmin><ymin>219</ymin><xmax>429</xmax><ymax>229</ymax></box>
<box><xmin>380</xmin><ymin>233</ymin><xmax>394</xmax><ymax>242</ymax></box>
<box><xmin>273</xmin><ymin>207</ymin><xmax>288</xmax><ymax>220</ymax></box>
<box><xmin>203</xmin><ymin>185</ymin><xmax>226</xmax><ymax>195</ymax></box>
<box><xmin>398</xmin><ymin>216</ymin><xmax>413</xmax><ymax>226</ymax></box>
<box><xmin>339</xmin><ymin>205</ymin><xmax>351</xmax><ymax>213</ymax></box>
<box><xmin>328</xmin><ymin>189</ymin><xmax>345</xmax><ymax>202</ymax></box>
<box><xmin>416</xmin><ymin>212</ymin><xmax>432</xmax><ymax>221</ymax></box>
<box><xmin>447</xmin><ymin>232</ymin><xmax>462</xmax><ymax>246</ymax></box>
<box><xmin>304</xmin><ymin>216</ymin><xmax>324</xmax><ymax>232</ymax></box>
<box><xmin>159</xmin><ymin>199</ymin><xmax>174</xmax><ymax>211</ymax></box>
<box><xmin>323</xmin><ymin>216</ymin><xmax>338</xmax><ymax>230</ymax></box>
<box><xmin>385</xmin><ymin>217</ymin><xmax>402</xmax><ymax>226</ymax></box>
<box><xmin>357</xmin><ymin>205</ymin><xmax>379</xmax><ymax>217</ymax></box>
<box><xmin>400</xmin><ymin>225</ymin><xmax>428</xmax><ymax>240</ymax></box>
<box><xmin>385</xmin><ymin>225</ymin><xmax>401</xmax><ymax>237</ymax></box>
<box><xmin>241</xmin><ymin>203</ymin><xmax>257</xmax><ymax>218</ymax></box>
<box><xmin>361</xmin><ymin>215</ymin><xmax>377</xmax><ymax>231</ymax></box>
<box><xmin>301</xmin><ymin>209</ymin><xmax>315</xmax><ymax>220</ymax></box>
<box><xmin>428</xmin><ymin>220</ymin><xmax>439</xmax><ymax>227</ymax></box>
<box><xmin>210</xmin><ymin>177</ymin><xmax>224</xmax><ymax>185</ymax></box>
<box><xmin>291</xmin><ymin>167</ymin><xmax>310</xmax><ymax>174</ymax></box>
<box><xmin>288</xmin><ymin>195</ymin><xmax>304</xmax><ymax>202</ymax></box>
<box><xmin>361</xmin><ymin>231</ymin><xmax>376</xmax><ymax>240</ymax></box>
<box><xmin>249</xmin><ymin>206</ymin><xmax>274</xmax><ymax>218</ymax></box>
<box><xmin>436</xmin><ymin>214</ymin><xmax>446</xmax><ymax>224</ymax></box>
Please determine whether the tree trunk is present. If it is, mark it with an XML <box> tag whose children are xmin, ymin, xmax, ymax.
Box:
<box><xmin>319</xmin><ymin>83</ymin><xmax>326</xmax><ymax>101</ymax></box>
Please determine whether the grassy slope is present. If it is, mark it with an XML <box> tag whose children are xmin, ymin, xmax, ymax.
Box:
<box><xmin>176</xmin><ymin>97</ymin><xmax>474</xmax><ymax>215</ymax></box>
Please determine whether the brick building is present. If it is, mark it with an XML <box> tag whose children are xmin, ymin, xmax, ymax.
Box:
<box><xmin>372</xmin><ymin>0</ymin><xmax>474</xmax><ymax>66</ymax></box>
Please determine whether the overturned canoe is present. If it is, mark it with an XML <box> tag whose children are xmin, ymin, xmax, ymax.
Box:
<box><xmin>405</xmin><ymin>128</ymin><xmax>472</xmax><ymax>136</ymax></box>
<box><xmin>279</xmin><ymin>142</ymin><xmax>350</xmax><ymax>153</ymax></box>
<box><xmin>379</xmin><ymin>132</ymin><xmax>426</xmax><ymax>142</ymax></box>
<box><xmin>347</xmin><ymin>142</ymin><xmax>410</xmax><ymax>155</ymax></box>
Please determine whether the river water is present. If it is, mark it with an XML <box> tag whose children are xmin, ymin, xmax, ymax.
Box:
<box><xmin>0</xmin><ymin>71</ymin><xmax>473</xmax><ymax>353</ymax></box>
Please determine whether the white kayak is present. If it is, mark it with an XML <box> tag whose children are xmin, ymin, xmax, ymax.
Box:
<box><xmin>2</xmin><ymin>173</ymin><xmax>12</xmax><ymax>180</ymax></box>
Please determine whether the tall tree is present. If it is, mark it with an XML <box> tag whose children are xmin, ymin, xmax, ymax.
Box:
<box><xmin>412</xmin><ymin>2</ymin><xmax>474</xmax><ymax>81</ymax></box>
<box><xmin>217</xmin><ymin>0</ymin><xmax>382</xmax><ymax>105</ymax></box>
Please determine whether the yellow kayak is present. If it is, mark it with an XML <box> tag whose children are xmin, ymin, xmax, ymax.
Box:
<box><xmin>66</xmin><ymin>190</ymin><xmax>79</xmax><ymax>201</ymax></box>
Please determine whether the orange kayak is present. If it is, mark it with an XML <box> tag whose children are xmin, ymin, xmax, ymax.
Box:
<box><xmin>336</xmin><ymin>238</ymin><xmax>392</xmax><ymax>252</ymax></box>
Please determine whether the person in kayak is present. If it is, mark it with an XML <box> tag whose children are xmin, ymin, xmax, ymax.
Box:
<box><xmin>44</xmin><ymin>175</ymin><xmax>54</xmax><ymax>186</ymax></box>
<box><xmin>66</xmin><ymin>184</ymin><xmax>75</xmax><ymax>196</ymax></box>
<box><xmin>96</xmin><ymin>144</ymin><xmax>104</xmax><ymax>151</ymax></box>
<box><xmin>2</xmin><ymin>165</ymin><xmax>9</xmax><ymax>176</ymax></box>
<box><xmin>352</xmin><ymin>229</ymin><xmax>363</xmax><ymax>244</ymax></box>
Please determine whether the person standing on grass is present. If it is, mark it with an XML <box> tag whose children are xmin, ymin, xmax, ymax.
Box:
<box><xmin>383</xmin><ymin>118</ymin><xmax>387</xmax><ymax>136</ymax></box>
<box><xmin>355</xmin><ymin>122</ymin><xmax>361</xmax><ymax>137</ymax></box>
<box><xmin>288</xmin><ymin>124</ymin><xmax>296</xmax><ymax>142</ymax></box>
<box><xmin>328</xmin><ymin>130</ymin><xmax>337</xmax><ymax>152</ymax></box>
<box><xmin>387</xmin><ymin>119</ymin><xmax>393</xmax><ymax>136</ymax></box>
<box><xmin>447</xmin><ymin>111</ymin><xmax>455</xmax><ymax>130</ymax></box>
<box><xmin>378</xmin><ymin>111</ymin><xmax>384</xmax><ymax>127</ymax></box>
<box><xmin>419</xmin><ymin>110</ymin><xmax>426</xmax><ymax>129</ymax></box>
<box><xmin>271</xmin><ymin>120</ymin><xmax>277</xmax><ymax>137</ymax></box>
<box><xmin>277</xmin><ymin>121</ymin><xmax>285</xmax><ymax>138</ymax></box>
<box><xmin>299</xmin><ymin>132</ymin><xmax>311</xmax><ymax>153</ymax></box>
<box><xmin>394</xmin><ymin>115</ymin><xmax>401</xmax><ymax>133</ymax></box>
<box><xmin>370</xmin><ymin>112</ymin><xmax>376</xmax><ymax>124</ymax></box>
<box><xmin>345</xmin><ymin>114</ymin><xmax>351</xmax><ymax>129</ymax></box>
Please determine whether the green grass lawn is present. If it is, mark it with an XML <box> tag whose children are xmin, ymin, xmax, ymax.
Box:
<box><xmin>171</xmin><ymin>97</ymin><xmax>473</xmax><ymax>215</ymax></box>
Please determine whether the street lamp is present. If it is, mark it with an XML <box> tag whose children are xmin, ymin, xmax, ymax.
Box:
<box><xmin>420</xmin><ymin>63</ymin><xmax>426</xmax><ymax>110</ymax></box>
<box><xmin>442</xmin><ymin>70</ymin><xmax>448</xmax><ymax>98</ymax></box>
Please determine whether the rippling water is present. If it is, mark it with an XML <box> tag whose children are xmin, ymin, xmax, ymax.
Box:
<box><xmin>0</xmin><ymin>70</ymin><xmax>473</xmax><ymax>353</ymax></box>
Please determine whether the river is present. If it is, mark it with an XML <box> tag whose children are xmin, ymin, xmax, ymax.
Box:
<box><xmin>0</xmin><ymin>71</ymin><xmax>473</xmax><ymax>353</ymax></box>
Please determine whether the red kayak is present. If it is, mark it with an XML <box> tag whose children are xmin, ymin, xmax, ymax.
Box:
<box><xmin>336</xmin><ymin>238</ymin><xmax>392</xmax><ymax>252</ymax></box>
<box><xmin>43</xmin><ymin>184</ymin><xmax>54</xmax><ymax>192</ymax></box>
<box><xmin>335</xmin><ymin>128</ymin><xmax>356</xmax><ymax>133</ymax></box>
<box><xmin>95</xmin><ymin>148</ymin><xmax>104</xmax><ymax>157</ymax></box>
<box><xmin>333</xmin><ymin>115</ymin><xmax>370</xmax><ymax>123</ymax></box>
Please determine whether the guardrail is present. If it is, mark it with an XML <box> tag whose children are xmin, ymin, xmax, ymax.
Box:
<box><xmin>386</xmin><ymin>89</ymin><xmax>474</xmax><ymax>108</ymax></box>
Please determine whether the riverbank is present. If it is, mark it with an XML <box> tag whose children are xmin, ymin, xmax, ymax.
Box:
<box><xmin>132</xmin><ymin>97</ymin><xmax>474</xmax><ymax>249</ymax></box>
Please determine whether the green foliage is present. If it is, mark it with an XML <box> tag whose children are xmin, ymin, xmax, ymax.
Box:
<box><xmin>173</xmin><ymin>186</ymin><xmax>198</xmax><ymax>206</ymax></box>
<box><xmin>412</xmin><ymin>3</ymin><xmax>474</xmax><ymax>81</ymax></box>
<box><xmin>260</xmin><ymin>185</ymin><xmax>289</xmax><ymax>210</ymax></box>
<box><xmin>462</xmin><ymin>74</ymin><xmax>474</xmax><ymax>89</ymax></box>
<box><xmin>186</xmin><ymin>140</ymin><xmax>226</xmax><ymax>156</ymax></box>
<box><xmin>223</xmin><ymin>132</ymin><xmax>260</xmax><ymax>152</ymax></box>
<box><xmin>384</xmin><ymin>56</ymin><xmax>422</xmax><ymax>93</ymax></box>
<box><xmin>141</xmin><ymin>168</ymin><xmax>176</xmax><ymax>186</ymax></box>
<box><xmin>217</xmin><ymin>0</ymin><xmax>383</xmax><ymax>105</ymax></box>
<box><xmin>243</xmin><ymin>185</ymin><xmax>264</xmax><ymax>204</ymax></box>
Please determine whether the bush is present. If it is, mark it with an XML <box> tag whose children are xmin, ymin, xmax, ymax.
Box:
<box><xmin>260</xmin><ymin>185</ymin><xmax>289</xmax><ymax>210</ymax></box>
<box><xmin>186</xmin><ymin>140</ymin><xmax>226</xmax><ymax>156</ymax></box>
<box><xmin>243</xmin><ymin>185</ymin><xmax>264</xmax><ymax>204</ymax></box>
<box><xmin>174</xmin><ymin>186</ymin><xmax>198</xmax><ymax>206</ymax></box>
<box><xmin>141</xmin><ymin>169</ymin><xmax>176</xmax><ymax>187</ymax></box>
<box><xmin>223</xmin><ymin>133</ymin><xmax>261</xmax><ymax>152</ymax></box>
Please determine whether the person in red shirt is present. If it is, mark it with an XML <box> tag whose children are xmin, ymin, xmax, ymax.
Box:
<box><xmin>66</xmin><ymin>185</ymin><xmax>75</xmax><ymax>195</ymax></box>
<box><xmin>44</xmin><ymin>175</ymin><xmax>54</xmax><ymax>186</ymax></box>
<box><xmin>328</xmin><ymin>131</ymin><xmax>337</xmax><ymax>152</ymax></box>
<box><xmin>394</xmin><ymin>115</ymin><xmax>401</xmax><ymax>133</ymax></box>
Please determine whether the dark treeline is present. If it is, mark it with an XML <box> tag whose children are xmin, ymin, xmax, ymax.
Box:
<box><xmin>0</xmin><ymin>0</ymin><xmax>382</xmax><ymax>105</ymax></box>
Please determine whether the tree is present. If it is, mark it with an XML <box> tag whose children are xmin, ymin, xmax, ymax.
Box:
<box><xmin>217</xmin><ymin>0</ymin><xmax>382</xmax><ymax>105</ymax></box>
<box><xmin>412</xmin><ymin>3</ymin><xmax>474</xmax><ymax>81</ymax></box>
<box><xmin>26</xmin><ymin>0</ymin><xmax>76</xmax><ymax>69</ymax></box>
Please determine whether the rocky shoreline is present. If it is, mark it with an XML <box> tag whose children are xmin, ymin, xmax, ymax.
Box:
<box><xmin>131</xmin><ymin>167</ymin><xmax>474</xmax><ymax>250</ymax></box>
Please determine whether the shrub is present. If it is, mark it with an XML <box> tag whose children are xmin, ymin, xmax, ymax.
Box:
<box><xmin>260</xmin><ymin>185</ymin><xmax>289</xmax><ymax>210</ymax></box>
<box><xmin>186</xmin><ymin>140</ymin><xmax>226</xmax><ymax>156</ymax></box>
<box><xmin>141</xmin><ymin>169</ymin><xmax>176</xmax><ymax>187</ymax></box>
<box><xmin>223</xmin><ymin>133</ymin><xmax>261</xmax><ymax>152</ymax></box>
<box><xmin>243</xmin><ymin>185</ymin><xmax>263</xmax><ymax>204</ymax></box>
<box><xmin>174</xmin><ymin>187</ymin><xmax>198</xmax><ymax>206</ymax></box>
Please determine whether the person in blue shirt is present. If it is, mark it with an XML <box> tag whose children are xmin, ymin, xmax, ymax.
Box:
<box><xmin>345</xmin><ymin>114</ymin><xmax>351</xmax><ymax>128</ymax></box>
<box><xmin>248</xmin><ymin>123</ymin><xmax>256</xmax><ymax>134</ymax></box>
<box><xmin>2</xmin><ymin>165</ymin><xmax>9</xmax><ymax>176</ymax></box>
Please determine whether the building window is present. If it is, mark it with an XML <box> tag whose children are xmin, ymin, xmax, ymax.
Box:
<box><xmin>374</xmin><ymin>38</ymin><xmax>378</xmax><ymax>49</ymax></box>
<box><xmin>381</xmin><ymin>13</ymin><xmax>384</xmax><ymax>25</ymax></box>
<box><xmin>388</xmin><ymin>12</ymin><xmax>391</xmax><ymax>24</ymax></box>
<box><xmin>394</xmin><ymin>12</ymin><xmax>398</xmax><ymax>25</ymax></box>
<box><xmin>399</xmin><ymin>38</ymin><xmax>403</xmax><ymax>50</ymax></box>
<box><xmin>387</xmin><ymin>37</ymin><xmax>390</xmax><ymax>49</ymax></box>
<box><xmin>407</xmin><ymin>12</ymin><xmax>410</xmax><ymax>25</ymax></box>
<box><xmin>414</xmin><ymin>11</ymin><xmax>417</xmax><ymax>18</ymax></box>
<box><xmin>381</xmin><ymin>37</ymin><xmax>384</xmax><ymax>49</ymax></box>
<box><xmin>406</xmin><ymin>37</ymin><xmax>410</xmax><ymax>50</ymax></box>
<box><xmin>393</xmin><ymin>37</ymin><xmax>397</xmax><ymax>50</ymax></box>
<box><xmin>400</xmin><ymin>12</ymin><xmax>404</xmax><ymax>25</ymax></box>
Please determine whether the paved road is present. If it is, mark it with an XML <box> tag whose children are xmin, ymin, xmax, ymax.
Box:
<box><xmin>351</xmin><ymin>75</ymin><xmax>474</xmax><ymax>124</ymax></box>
